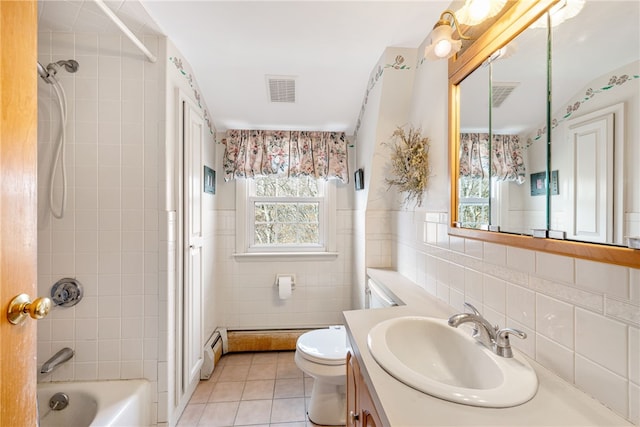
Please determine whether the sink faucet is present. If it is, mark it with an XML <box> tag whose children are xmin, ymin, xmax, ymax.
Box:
<box><xmin>448</xmin><ymin>303</ymin><xmax>526</xmax><ymax>358</ymax></box>
<box><xmin>41</xmin><ymin>347</ymin><xmax>74</xmax><ymax>374</ymax></box>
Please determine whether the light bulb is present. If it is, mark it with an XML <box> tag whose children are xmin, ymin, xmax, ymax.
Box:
<box><xmin>434</xmin><ymin>39</ymin><xmax>453</xmax><ymax>58</ymax></box>
<box><xmin>468</xmin><ymin>0</ymin><xmax>491</xmax><ymax>22</ymax></box>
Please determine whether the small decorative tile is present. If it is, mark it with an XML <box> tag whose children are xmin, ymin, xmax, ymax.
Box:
<box><xmin>531</xmin><ymin>276</ymin><xmax>603</xmax><ymax>313</ymax></box>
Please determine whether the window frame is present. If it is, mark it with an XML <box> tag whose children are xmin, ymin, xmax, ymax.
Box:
<box><xmin>234</xmin><ymin>176</ymin><xmax>337</xmax><ymax>260</ymax></box>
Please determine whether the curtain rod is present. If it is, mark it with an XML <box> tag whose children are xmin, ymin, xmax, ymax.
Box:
<box><xmin>94</xmin><ymin>0</ymin><xmax>157</xmax><ymax>63</ymax></box>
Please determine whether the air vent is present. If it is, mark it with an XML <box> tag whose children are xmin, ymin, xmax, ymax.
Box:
<box><xmin>266</xmin><ymin>75</ymin><xmax>296</xmax><ymax>103</ymax></box>
<box><xmin>491</xmin><ymin>82</ymin><xmax>519</xmax><ymax>108</ymax></box>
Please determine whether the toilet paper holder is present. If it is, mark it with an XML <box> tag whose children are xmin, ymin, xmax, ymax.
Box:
<box><xmin>275</xmin><ymin>274</ymin><xmax>296</xmax><ymax>290</ymax></box>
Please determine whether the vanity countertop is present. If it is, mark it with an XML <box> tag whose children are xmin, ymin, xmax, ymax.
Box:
<box><xmin>343</xmin><ymin>268</ymin><xmax>633</xmax><ymax>427</ymax></box>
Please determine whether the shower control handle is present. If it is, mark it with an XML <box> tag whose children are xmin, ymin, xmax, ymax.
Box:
<box><xmin>7</xmin><ymin>293</ymin><xmax>52</xmax><ymax>325</ymax></box>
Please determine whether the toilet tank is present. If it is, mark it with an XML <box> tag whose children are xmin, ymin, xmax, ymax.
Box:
<box><xmin>365</xmin><ymin>278</ymin><xmax>399</xmax><ymax>309</ymax></box>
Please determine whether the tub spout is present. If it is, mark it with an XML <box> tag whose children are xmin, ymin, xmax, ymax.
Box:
<box><xmin>41</xmin><ymin>347</ymin><xmax>74</xmax><ymax>374</ymax></box>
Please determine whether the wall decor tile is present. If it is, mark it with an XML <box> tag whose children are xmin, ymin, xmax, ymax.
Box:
<box><xmin>630</xmin><ymin>327</ymin><xmax>640</xmax><ymax>385</ymax></box>
<box><xmin>536</xmin><ymin>252</ymin><xmax>574</xmax><ymax>283</ymax></box>
<box><xmin>483</xmin><ymin>242</ymin><xmax>506</xmax><ymax>266</ymax></box>
<box><xmin>606</xmin><ymin>297</ymin><xmax>640</xmax><ymax>327</ymax></box>
<box><xmin>575</xmin><ymin>308</ymin><xmax>628</xmax><ymax>377</ymax></box>
<box><xmin>506</xmin><ymin>246</ymin><xmax>535</xmax><ymax>274</ymax></box>
<box><xmin>506</xmin><ymin>284</ymin><xmax>536</xmax><ymax>329</ymax></box>
<box><xmin>536</xmin><ymin>294</ymin><xmax>574</xmax><ymax>349</ymax></box>
<box><xmin>575</xmin><ymin>354</ymin><xmax>628</xmax><ymax>417</ymax></box>
<box><xmin>536</xmin><ymin>334</ymin><xmax>574</xmax><ymax>383</ymax></box>
<box><xmin>484</xmin><ymin>263</ymin><xmax>528</xmax><ymax>287</ymax></box>
<box><xmin>576</xmin><ymin>259</ymin><xmax>629</xmax><ymax>299</ymax></box>
<box><xmin>531</xmin><ymin>276</ymin><xmax>603</xmax><ymax>313</ymax></box>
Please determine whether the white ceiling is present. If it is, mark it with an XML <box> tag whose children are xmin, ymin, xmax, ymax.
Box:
<box><xmin>39</xmin><ymin>0</ymin><xmax>450</xmax><ymax>134</ymax></box>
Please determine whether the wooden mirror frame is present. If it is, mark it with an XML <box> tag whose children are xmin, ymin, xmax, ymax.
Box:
<box><xmin>447</xmin><ymin>0</ymin><xmax>640</xmax><ymax>268</ymax></box>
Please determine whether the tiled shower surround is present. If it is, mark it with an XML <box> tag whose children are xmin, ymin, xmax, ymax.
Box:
<box><xmin>36</xmin><ymin>31</ymin><xmax>164</xmax><ymax>423</ymax></box>
<box><xmin>391</xmin><ymin>209</ymin><xmax>639</xmax><ymax>424</ymax></box>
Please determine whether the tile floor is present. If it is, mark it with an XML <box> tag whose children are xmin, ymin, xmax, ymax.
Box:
<box><xmin>178</xmin><ymin>351</ymin><xmax>342</xmax><ymax>427</ymax></box>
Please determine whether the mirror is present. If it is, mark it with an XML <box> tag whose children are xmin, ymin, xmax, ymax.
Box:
<box><xmin>548</xmin><ymin>1</ymin><xmax>639</xmax><ymax>246</ymax></box>
<box><xmin>448</xmin><ymin>0</ymin><xmax>640</xmax><ymax>268</ymax></box>
<box><xmin>458</xmin><ymin>21</ymin><xmax>549</xmax><ymax>234</ymax></box>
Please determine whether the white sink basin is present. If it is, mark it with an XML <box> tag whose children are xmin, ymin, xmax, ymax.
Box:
<box><xmin>367</xmin><ymin>316</ymin><xmax>538</xmax><ymax>407</ymax></box>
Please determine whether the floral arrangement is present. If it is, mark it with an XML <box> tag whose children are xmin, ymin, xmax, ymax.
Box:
<box><xmin>384</xmin><ymin>126</ymin><xmax>430</xmax><ymax>207</ymax></box>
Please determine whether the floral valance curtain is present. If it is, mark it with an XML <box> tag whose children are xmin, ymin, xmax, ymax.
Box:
<box><xmin>222</xmin><ymin>130</ymin><xmax>349</xmax><ymax>183</ymax></box>
<box><xmin>459</xmin><ymin>133</ymin><xmax>525</xmax><ymax>184</ymax></box>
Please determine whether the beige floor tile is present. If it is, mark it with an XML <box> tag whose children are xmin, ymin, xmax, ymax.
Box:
<box><xmin>234</xmin><ymin>399</ymin><xmax>272</xmax><ymax>425</ymax></box>
<box><xmin>276</xmin><ymin>361</ymin><xmax>303</xmax><ymax>379</ymax></box>
<box><xmin>277</xmin><ymin>351</ymin><xmax>296</xmax><ymax>364</ymax></box>
<box><xmin>219</xmin><ymin>364</ymin><xmax>250</xmax><ymax>382</ymax></box>
<box><xmin>241</xmin><ymin>379</ymin><xmax>275</xmax><ymax>400</ymax></box>
<box><xmin>252</xmin><ymin>352</ymin><xmax>279</xmax><ymax>364</ymax></box>
<box><xmin>209</xmin><ymin>381</ymin><xmax>245</xmax><ymax>402</ymax></box>
<box><xmin>274</xmin><ymin>378</ymin><xmax>304</xmax><ymax>398</ymax></box>
<box><xmin>270</xmin><ymin>397</ymin><xmax>306</xmax><ymax>423</ymax></box>
<box><xmin>271</xmin><ymin>423</ymin><xmax>306</xmax><ymax>427</ymax></box>
<box><xmin>190</xmin><ymin>380</ymin><xmax>216</xmax><ymax>404</ymax></box>
<box><xmin>224</xmin><ymin>353</ymin><xmax>254</xmax><ymax>366</ymax></box>
<box><xmin>177</xmin><ymin>403</ymin><xmax>205</xmax><ymax>426</ymax></box>
<box><xmin>198</xmin><ymin>401</ymin><xmax>239</xmax><ymax>427</ymax></box>
<box><xmin>247</xmin><ymin>362</ymin><xmax>277</xmax><ymax>380</ymax></box>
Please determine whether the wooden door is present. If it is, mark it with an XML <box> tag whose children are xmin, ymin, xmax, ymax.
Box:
<box><xmin>0</xmin><ymin>1</ymin><xmax>39</xmax><ymax>426</ymax></box>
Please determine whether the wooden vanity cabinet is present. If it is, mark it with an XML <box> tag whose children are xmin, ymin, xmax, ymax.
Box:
<box><xmin>347</xmin><ymin>351</ymin><xmax>383</xmax><ymax>427</ymax></box>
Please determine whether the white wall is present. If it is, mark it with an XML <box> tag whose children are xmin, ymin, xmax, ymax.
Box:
<box><xmin>37</xmin><ymin>31</ymin><xmax>165</xmax><ymax>424</ymax></box>
<box><xmin>373</xmin><ymin>37</ymin><xmax>640</xmax><ymax>425</ymax></box>
<box><xmin>212</xmin><ymin>142</ymin><xmax>355</xmax><ymax>330</ymax></box>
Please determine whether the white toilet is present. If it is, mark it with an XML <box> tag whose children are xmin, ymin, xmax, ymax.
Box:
<box><xmin>294</xmin><ymin>325</ymin><xmax>348</xmax><ymax>426</ymax></box>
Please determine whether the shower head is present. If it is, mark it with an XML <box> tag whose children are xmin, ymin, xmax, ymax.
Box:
<box><xmin>37</xmin><ymin>59</ymin><xmax>79</xmax><ymax>84</ymax></box>
<box><xmin>53</xmin><ymin>59</ymin><xmax>79</xmax><ymax>73</ymax></box>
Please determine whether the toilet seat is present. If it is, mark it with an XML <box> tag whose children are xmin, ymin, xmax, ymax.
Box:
<box><xmin>296</xmin><ymin>326</ymin><xmax>347</xmax><ymax>366</ymax></box>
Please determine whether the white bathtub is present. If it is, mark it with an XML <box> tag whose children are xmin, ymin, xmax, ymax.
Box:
<box><xmin>37</xmin><ymin>380</ymin><xmax>151</xmax><ymax>427</ymax></box>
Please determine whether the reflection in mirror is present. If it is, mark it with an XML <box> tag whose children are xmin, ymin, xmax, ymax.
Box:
<box><xmin>458</xmin><ymin>65</ymin><xmax>490</xmax><ymax>229</ymax></box>
<box><xmin>549</xmin><ymin>1</ymin><xmax>639</xmax><ymax>246</ymax></box>
<box><xmin>458</xmin><ymin>19</ymin><xmax>548</xmax><ymax>234</ymax></box>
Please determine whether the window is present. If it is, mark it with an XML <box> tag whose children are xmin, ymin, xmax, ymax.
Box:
<box><xmin>236</xmin><ymin>175</ymin><xmax>336</xmax><ymax>257</ymax></box>
<box><xmin>458</xmin><ymin>176</ymin><xmax>490</xmax><ymax>229</ymax></box>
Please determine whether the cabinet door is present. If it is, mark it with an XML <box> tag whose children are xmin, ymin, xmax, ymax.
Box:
<box><xmin>359</xmin><ymin>368</ymin><xmax>383</xmax><ymax>427</ymax></box>
<box><xmin>346</xmin><ymin>351</ymin><xmax>359</xmax><ymax>427</ymax></box>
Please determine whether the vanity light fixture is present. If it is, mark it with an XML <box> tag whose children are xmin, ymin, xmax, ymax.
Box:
<box><xmin>456</xmin><ymin>0</ymin><xmax>507</xmax><ymax>26</ymax></box>
<box><xmin>530</xmin><ymin>0</ymin><xmax>585</xmax><ymax>28</ymax></box>
<box><xmin>424</xmin><ymin>10</ymin><xmax>471</xmax><ymax>60</ymax></box>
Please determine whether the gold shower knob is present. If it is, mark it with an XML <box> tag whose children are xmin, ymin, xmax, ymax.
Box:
<box><xmin>7</xmin><ymin>294</ymin><xmax>52</xmax><ymax>325</ymax></box>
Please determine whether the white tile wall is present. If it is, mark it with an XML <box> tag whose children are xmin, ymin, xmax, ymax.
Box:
<box><xmin>214</xmin><ymin>210</ymin><xmax>354</xmax><ymax>329</ymax></box>
<box><xmin>392</xmin><ymin>210</ymin><xmax>640</xmax><ymax>424</ymax></box>
<box><xmin>37</xmin><ymin>31</ymin><xmax>163</xmax><ymax>421</ymax></box>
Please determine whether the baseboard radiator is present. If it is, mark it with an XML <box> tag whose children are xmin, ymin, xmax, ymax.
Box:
<box><xmin>226</xmin><ymin>329</ymin><xmax>312</xmax><ymax>353</ymax></box>
<box><xmin>201</xmin><ymin>331</ymin><xmax>223</xmax><ymax>379</ymax></box>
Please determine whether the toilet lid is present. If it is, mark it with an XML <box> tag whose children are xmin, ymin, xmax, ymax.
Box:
<box><xmin>297</xmin><ymin>326</ymin><xmax>347</xmax><ymax>366</ymax></box>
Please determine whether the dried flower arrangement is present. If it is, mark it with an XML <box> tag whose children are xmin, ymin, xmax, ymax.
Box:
<box><xmin>384</xmin><ymin>126</ymin><xmax>430</xmax><ymax>207</ymax></box>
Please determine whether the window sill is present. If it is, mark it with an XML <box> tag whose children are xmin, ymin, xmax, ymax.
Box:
<box><xmin>233</xmin><ymin>252</ymin><xmax>339</xmax><ymax>261</ymax></box>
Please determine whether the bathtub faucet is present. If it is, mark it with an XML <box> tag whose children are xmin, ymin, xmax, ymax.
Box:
<box><xmin>41</xmin><ymin>347</ymin><xmax>74</xmax><ymax>374</ymax></box>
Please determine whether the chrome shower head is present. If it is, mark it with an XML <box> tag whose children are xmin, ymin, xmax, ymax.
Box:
<box><xmin>37</xmin><ymin>59</ymin><xmax>79</xmax><ymax>84</ymax></box>
<box><xmin>53</xmin><ymin>59</ymin><xmax>79</xmax><ymax>73</ymax></box>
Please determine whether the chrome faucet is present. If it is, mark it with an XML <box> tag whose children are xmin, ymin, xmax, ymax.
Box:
<box><xmin>448</xmin><ymin>302</ymin><xmax>526</xmax><ymax>358</ymax></box>
<box><xmin>41</xmin><ymin>347</ymin><xmax>74</xmax><ymax>374</ymax></box>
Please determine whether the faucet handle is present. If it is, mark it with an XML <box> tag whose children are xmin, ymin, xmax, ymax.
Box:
<box><xmin>463</xmin><ymin>302</ymin><xmax>481</xmax><ymax>316</ymax></box>
<box><xmin>495</xmin><ymin>327</ymin><xmax>527</xmax><ymax>358</ymax></box>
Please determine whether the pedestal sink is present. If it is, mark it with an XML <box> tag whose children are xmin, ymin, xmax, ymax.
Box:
<box><xmin>367</xmin><ymin>316</ymin><xmax>538</xmax><ymax>407</ymax></box>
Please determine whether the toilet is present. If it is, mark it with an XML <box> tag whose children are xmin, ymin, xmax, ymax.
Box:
<box><xmin>294</xmin><ymin>325</ymin><xmax>348</xmax><ymax>426</ymax></box>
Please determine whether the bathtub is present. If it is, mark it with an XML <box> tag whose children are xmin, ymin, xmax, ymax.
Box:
<box><xmin>37</xmin><ymin>380</ymin><xmax>151</xmax><ymax>427</ymax></box>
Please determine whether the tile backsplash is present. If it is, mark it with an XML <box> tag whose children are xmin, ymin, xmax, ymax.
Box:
<box><xmin>392</xmin><ymin>210</ymin><xmax>640</xmax><ymax>425</ymax></box>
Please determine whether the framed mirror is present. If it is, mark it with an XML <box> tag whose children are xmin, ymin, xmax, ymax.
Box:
<box><xmin>448</xmin><ymin>0</ymin><xmax>640</xmax><ymax>268</ymax></box>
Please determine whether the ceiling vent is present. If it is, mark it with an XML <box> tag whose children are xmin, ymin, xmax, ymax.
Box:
<box><xmin>491</xmin><ymin>82</ymin><xmax>519</xmax><ymax>108</ymax></box>
<box><xmin>266</xmin><ymin>75</ymin><xmax>296</xmax><ymax>103</ymax></box>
